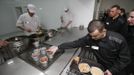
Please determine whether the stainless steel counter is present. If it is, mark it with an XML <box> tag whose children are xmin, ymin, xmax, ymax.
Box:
<box><xmin>60</xmin><ymin>48</ymin><xmax>81</xmax><ymax>75</ymax></box>
<box><xmin>0</xmin><ymin>57</ymin><xmax>44</xmax><ymax>75</ymax></box>
<box><xmin>0</xmin><ymin>28</ymin><xmax>87</xmax><ymax>75</ymax></box>
<box><xmin>44</xmin><ymin>48</ymin><xmax>78</xmax><ymax>75</ymax></box>
<box><xmin>0</xmin><ymin>31</ymin><xmax>24</xmax><ymax>40</ymax></box>
<box><xmin>45</xmin><ymin>28</ymin><xmax>87</xmax><ymax>45</ymax></box>
<box><xmin>44</xmin><ymin>28</ymin><xmax>87</xmax><ymax>75</ymax></box>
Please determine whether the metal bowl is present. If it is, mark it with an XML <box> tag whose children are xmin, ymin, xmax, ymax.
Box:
<box><xmin>47</xmin><ymin>29</ymin><xmax>57</xmax><ymax>38</ymax></box>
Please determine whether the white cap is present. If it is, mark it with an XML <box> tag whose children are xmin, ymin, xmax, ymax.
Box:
<box><xmin>64</xmin><ymin>8</ymin><xmax>69</xmax><ymax>11</ymax></box>
<box><xmin>27</xmin><ymin>4</ymin><xmax>36</xmax><ymax>13</ymax></box>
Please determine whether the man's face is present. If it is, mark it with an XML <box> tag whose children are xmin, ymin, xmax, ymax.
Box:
<box><xmin>65</xmin><ymin>9</ymin><xmax>69</xmax><ymax>12</ymax></box>
<box><xmin>127</xmin><ymin>11</ymin><xmax>134</xmax><ymax>25</ymax></box>
<box><xmin>29</xmin><ymin>12</ymin><xmax>34</xmax><ymax>16</ymax></box>
<box><xmin>109</xmin><ymin>7</ymin><xmax>119</xmax><ymax>17</ymax></box>
<box><xmin>27</xmin><ymin>9</ymin><xmax>35</xmax><ymax>17</ymax></box>
<box><xmin>89</xmin><ymin>29</ymin><xmax>105</xmax><ymax>40</ymax></box>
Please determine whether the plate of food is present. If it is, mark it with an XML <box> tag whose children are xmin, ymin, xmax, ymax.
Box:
<box><xmin>78</xmin><ymin>63</ymin><xmax>90</xmax><ymax>73</ymax></box>
<box><xmin>68</xmin><ymin>56</ymin><xmax>104</xmax><ymax>75</ymax></box>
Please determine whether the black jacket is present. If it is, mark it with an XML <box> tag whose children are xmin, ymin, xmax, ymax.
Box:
<box><xmin>127</xmin><ymin>25</ymin><xmax>134</xmax><ymax>56</ymax></box>
<box><xmin>58</xmin><ymin>31</ymin><xmax>130</xmax><ymax>74</ymax></box>
<box><xmin>128</xmin><ymin>25</ymin><xmax>134</xmax><ymax>41</ymax></box>
<box><xmin>102</xmin><ymin>16</ymin><xmax>128</xmax><ymax>38</ymax></box>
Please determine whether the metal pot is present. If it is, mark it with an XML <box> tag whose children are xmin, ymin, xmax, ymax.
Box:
<box><xmin>47</xmin><ymin>29</ymin><xmax>57</xmax><ymax>38</ymax></box>
<box><xmin>28</xmin><ymin>29</ymin><xmax>51</xmax><ymax>42</ymax></box>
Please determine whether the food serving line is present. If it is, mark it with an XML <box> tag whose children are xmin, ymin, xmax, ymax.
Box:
<box><xmin>0</xmin><ymin>27</ymin><xmax>87</xmax><ymax>75</ymax></box>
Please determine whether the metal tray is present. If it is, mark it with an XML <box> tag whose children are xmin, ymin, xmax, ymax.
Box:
<box><xmin>18</xmin><ymin>43</ymin><xmax>64</xmax><ymax>71</ymax></box>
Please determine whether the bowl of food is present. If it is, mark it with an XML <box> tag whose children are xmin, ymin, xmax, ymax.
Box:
<box><xmin>31</xmin><ymin>53</ymin><xmax>39</xmax><ymax>62</ymax></box>
<box><xmin>90</xmin><ymin>67</ymin><xmax>104</xmax><ymax>75</ymax></box>
<box><xmin>78</xmin><ymin>63</ymin><xmax>90</xmax><ymax>73</ymax></box>
<box><xmin>72</xmin><ymin>56</ymin><xmax>80</xmax><ymax>64</ymax></box>
<box><xmin>68</xmin><ymin>57</ymin><xmax>104</xmax><ymax>75</ymax></box>
<box><xmin>40</xmin><ymin>56</ymin><xmax>48</xmax><ymax>67</ymax></box>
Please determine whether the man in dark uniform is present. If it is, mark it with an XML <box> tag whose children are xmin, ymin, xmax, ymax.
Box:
<box><xmin>126</xmin><ymin>9</ymin><xmax>134</xmax><ymax>75</ymax></box>
<box><xmin>102</xmin><ymin>5</ymin><xmax>128</xmax><ymax>39</ymax></box>
<box><xmin>47</xmin><ymin>20</ymin><xmax>130</xmax><ymax>75</ymax></box>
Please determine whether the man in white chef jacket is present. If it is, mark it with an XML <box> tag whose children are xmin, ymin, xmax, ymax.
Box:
<box><xmin>16</xmin><ymin>4</ymin><xmax>42</xmax><ymax>36</ymax></box>
<box><xmin>60</xmin><ymin>8</ymin><xmax>73</xmax><ymax>29</ymax></box>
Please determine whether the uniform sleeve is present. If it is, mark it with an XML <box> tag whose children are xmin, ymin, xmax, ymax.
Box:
<box><xmin>58</xmin><ymin>35</ymin><xmax>90</xmax><ymax>50</ymax></box>
<box><xmin>69</xmin><ymin>13</ymin><xmax>73</xmax><ymax>21</ymax></box>
<box><xmin>118</xmin><ymin>18</ymin><xmax>128</xmax><ymax>38</ymax></box>
<box><xmin>16</xmin><ymin>15</ymin><xmax>24</xmax><ymax>27</ymax></box>
<box><xmin>109</xmin><ymin>40</ymin><xmax>131</xmax><ymax>74</ymax></box>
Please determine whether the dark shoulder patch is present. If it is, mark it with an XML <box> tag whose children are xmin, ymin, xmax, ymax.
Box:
<box><xmin>109</xmin><ymin>36</ymin><xmax>122</xmax><ymax>44</ymax></box>
<box><xmin>118</xmin><ymin>18</ymin><xmax>125</xmax><ymax>24</ymax></box>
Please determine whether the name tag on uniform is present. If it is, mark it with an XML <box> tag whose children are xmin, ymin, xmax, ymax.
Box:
<box><xmin>106</xmin><ymin>22</ymin><xmax>109</xmax><ymax>25</ymax></box>
<box><xmin>91</xmin><ymin>46</ymin><xmax>99</xmax><ymax>50</ymax></box>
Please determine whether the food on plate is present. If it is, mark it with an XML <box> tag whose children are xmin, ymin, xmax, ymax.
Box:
<box><xmin>40</xmin><ymin>56</ymin><xmax>48</xmax><ymax>64</ymax></box>
<box><xmin>72</xmin><ymin>56</ymin><xmax>80</xmax><ymax>64</ymax></box>
<box><xmin>78</xmin><ymin>63</ymin><xmax>90</xmax><ymax>73</ymax></box>
<box><xmin>90</xmin><ymin>66</ymin><xmax>104</xmax><ymax>75</ymax></box>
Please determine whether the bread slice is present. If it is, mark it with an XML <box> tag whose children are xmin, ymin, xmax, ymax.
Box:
<box><xmin>78</xmin><ymin>63</ymin><xmax>90</xmax><ymax>73</ymax></box>
<box><xmin>73</xmin><ymin>56</ymin><xmax>80</xmax><ymax>64</ymax></box>
<box><xmin>90</xmin><ymin>66</ymin><xmax>104</xmax><ymax>75</ymax></box>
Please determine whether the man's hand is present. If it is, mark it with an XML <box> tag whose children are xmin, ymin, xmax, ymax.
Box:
<box><xmin>46</xmin><ymin>46</ymin><xmax>58</xmax><ymax>55</ymax></box>
<box><xmin>104</xmin><ymin>70</ymin><xmax>112</xmax><ymax>75</ymax></box>
<box><xmin>25</xmin><ymin>28</ymin><xmax>32</xmax><ymax>32</ymax></box>
<box><xmin>0</xmin><ymin>40</ymin><xmax>9</xmax><ymax>47</ymax></box>
<box><xmin>17</xmin><ymin>26</ymin><xmax>32</xmax><ymax>32</ymax></box>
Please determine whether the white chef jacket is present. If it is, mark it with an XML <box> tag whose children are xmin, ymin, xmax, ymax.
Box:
<box><xmin>61</xmin><ymin>12</ymin><xmax>73</xmax><ymax>28</ymax></box>
<box><xmin>16</xmin><ymin>13</ymin><xmax>41</xmax><ymax>36</ymax></box>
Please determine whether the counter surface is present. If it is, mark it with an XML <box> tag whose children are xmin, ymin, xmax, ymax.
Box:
<box><xmin>0</xmin><ymin>57</ymin><xmax>44</xmax><ymax>75</ymax></box>
<box><xmin>0</xmin><ymin>28</ymin><xmax>87</xmax><ymax>75</ymax></box>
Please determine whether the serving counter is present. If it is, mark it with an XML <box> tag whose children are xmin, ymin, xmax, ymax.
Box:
<box><xmin>0</xmin><ymin>27</ymin><xmax>87</xmax><ymax>75</ymax></box>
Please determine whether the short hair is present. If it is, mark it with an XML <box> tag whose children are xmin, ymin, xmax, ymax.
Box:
<box><xmin>87</xmin><ymin>20</ymin><xmax>105</xmax><ymax>33</ymax></box>
<box><xmin>111</xmin><ymin>5</ymin><xmax>120</xmax><ymax>10</ymax></box>
<box><xmin>120</xmin><ymin>8</ymin><xmax>126</xmax><ymax>13</ymax></box>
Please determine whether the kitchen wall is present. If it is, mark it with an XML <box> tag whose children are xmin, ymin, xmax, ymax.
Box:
<box><xmin>0</xmin><ymin>0</ymin><xmax>29</xmax><ymax>35</ymax></box>
<box><xmin>0</xmin><ymin>0</ymin><xmax>95</xmax><ymax>35</ymax></box>
<box><xmin>0</xmin><ymin>0</ymin><xmax>17</xmax><ymax>35</ymax></box>
<box><xmin>68</xmin><ymin>0</ymin><xmax>95</xmax><ymax>27</ymax></box>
